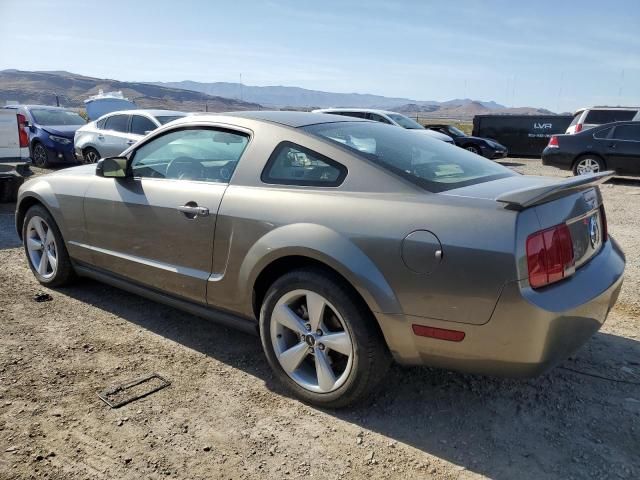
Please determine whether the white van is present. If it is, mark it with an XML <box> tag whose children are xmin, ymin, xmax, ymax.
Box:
<box><xmin>566</xmin><ymin>106</ymin><xmax>640</xmax><ymax>134</ymax></box>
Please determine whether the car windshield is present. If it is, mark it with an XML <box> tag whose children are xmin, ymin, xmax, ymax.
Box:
<box><xmin>387</xmin><ymin>113</ymin><xmax>424</xmax><ymax>130</ymax></box>
<box><xmin>303</xmin><ymin>121</ymin><xmax>514</xmax><ymax>192</ymax></box>
<box><xmin>30</xmin><ymin>109</ymin><xmax>86</xmax><ymax>126</ymax></box>
<box><xmin>447</xmin><ymin>126</ymin><xmax>466</xmax><ymax>137</ymax></box>
<box><xmin>156</xmin><ymin>115</ymin><xmax>186</xmax><ymax>125</ymax></box>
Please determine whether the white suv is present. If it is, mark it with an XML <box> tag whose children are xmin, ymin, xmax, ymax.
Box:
<box><xmin>566</xmin><ymin>106</ymin><xmax>640</xmax><ymax>134</ymax></box>
<box><xmin>313</xmin><ymin>108</ymin><xmax>454</xmax><ymax>143</ymax></box>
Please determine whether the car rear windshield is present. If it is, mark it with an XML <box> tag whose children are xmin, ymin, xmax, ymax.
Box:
<box><xmin>584</xmin><ymin>109</ymin><xmax>636</xmax><ymax>124</ymax></box>
<box><xmin>156</xmin><ymin>115</ymin><xmax>186</xmax><ymax>125</ymax></box>
<box><xmin>303</xmin><ymin>121</ymin><xmax>514</xmax><ymax>192</ymax></box>
<box><xmin>31</xmin><ymin>109</ymin><xmax>86</xmax><ymax>126</ymax></box>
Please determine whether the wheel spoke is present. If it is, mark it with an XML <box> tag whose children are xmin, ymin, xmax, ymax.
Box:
<box><xmin>305</xmin><ymin>292</ymin><xmax>326</xmax><ymax>331</ymax></box>
<box><xmin>315</xmin><ymin>350</ymin><xmax>337</xmax><ymax>392</ymax></box>
<box><xmin>33</xmin><ymin>219</ymin><xmax>46</xmax><ymax>242</ymax></box>
<box><xmin>47</xmin><ymin>251</ymin><xmax>57</xmax><ymax>273</ymax></box>
<box><xmin>27</xmin><ymin>238</ymin><xmax>42</xmax><ymax>251</ymax></box>
<box><xmin>321</xmin><ymin>332</ymin><xmax>351</xmax><ymax>356</ymax></box>
<box><xmin>37</xmin><ymin>251</ymin><xmax>49</xmax><ymax>275</ymax></box>
<box><xmin>44</xmin><ymin>228</ymin><xmax>55</xmax><ymax>247</ymax></box>
<box><xmin>279</xmin><ymin>342</ymin><xmax>310</xmax><ymax>374</ymax></box>
<box><xmin>273</xmin><ymin>304</ymin><xmax>306</xmax><ymax>334</ymax></box>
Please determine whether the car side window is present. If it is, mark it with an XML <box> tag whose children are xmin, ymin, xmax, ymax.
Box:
<box><xmin>612</xmin><ymin>124</ymin><xmax>640</xmax><ymax>141</ymax></box>
<box><xmin>593</xmin><ymin>127</ymin><xmax>612</xmax><ymax>139</ymax></box>
<box><xmin>367</xmin><ymin>113</ymin><xmax>391</xmax><ymax>124</ymax></box>
<box><xmin>262</xmin><ymin>142</ymin><xmax>347</xmax><ymax>187</ymax></box>
<box><xmin>104</xmin><ymin>115</ymin><xmax>129</xmax><ymax>133</ymax></box>
<box><xmin>130</xmin><ymin>128</ymin><xmax>249</xmax><ymax>182</ymax></box>
<box><xmin>130</xmin><ymin>115</ymin><xmax>157</xmax><ymax>135</ymax></box>
<box><xmin>96</xmin><ymin>118</ymin><xmax>107</xmax><ymax>129</ymax></box>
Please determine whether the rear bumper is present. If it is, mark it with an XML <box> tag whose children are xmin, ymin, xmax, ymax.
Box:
<box><xmin>542</xmin><ymin>149</ymin><xmax>573</xmax><ymax>170</ymax></box>
<box><xmin>376</xmin><ymin>237</ymin><xmax>625</xmax><ymax>377</ymax></box>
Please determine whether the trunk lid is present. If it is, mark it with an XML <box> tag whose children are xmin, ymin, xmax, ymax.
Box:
<box><xmin>444</xmin><ymin>171</ymin><xmax>612</xmax><ymax>279</ymax></box>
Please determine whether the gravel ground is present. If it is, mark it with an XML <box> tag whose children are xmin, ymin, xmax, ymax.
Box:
<box><xmin>0</xmin><ymin>159</ymin><xmax>638</xmax><ymax>480</ymax></box>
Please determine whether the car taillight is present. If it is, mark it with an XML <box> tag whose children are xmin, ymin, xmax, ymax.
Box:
<box><xmin>17</xmin><ymin>114</ymin><xmax>29</xmax><ymax>148</ymax></box>
<box><xmin>574</xmin><ymin>123</ymin><xmax>583</xmax><ymax>133</ymax></box>
<box><xmin>547</xmin><ymin>136</ymin><xmax>559</xmax><ymax>148</ymax></box>
<box><xmin>600</xmin><ymin>205</ymin><xmax>608</xmax><ymax>241</ymax></box>
<box><xmin>526</xmin><ymin>223</ymin><xmax>574</xmax><ymax>288</ymax></box>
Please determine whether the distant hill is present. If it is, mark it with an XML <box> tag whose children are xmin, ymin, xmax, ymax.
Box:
<box><xmin>394</xmin><ymin>101</ymin><xmax>556</xmax><ymax>120</ymax></box>
<box><xmin>152</xmin><ymin>80</ymin><xmax>510</xmax><ymax>112</ymax></box>
<box><xmin>0</xmin><ymin>70</ymin><xmax>261</xmax><ymax>112</ymax></box>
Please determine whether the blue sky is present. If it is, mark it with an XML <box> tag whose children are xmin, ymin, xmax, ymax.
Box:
<box><xmin>0</xmin><ymin>0</ymin><xmax>638</xmax><ymax>112</ymax></box>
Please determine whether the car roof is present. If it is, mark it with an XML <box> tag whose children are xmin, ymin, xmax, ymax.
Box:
<box><xmin>225</xmin><ymin>110</ymin><xmax>370</xmax><ymax>128</ymax></box>
<box><xmin>313</xmin><ymin>108</ymin><xmax>403</xmax><ymax>116</ymax></box>
<box><xmin>575</xmin><ymin>106</ymin><xmax>640</xmax><ymax>114</ymax></box>
<box><xmin>4</xmin><ymin>104</ymin><xmax>74</xmax><ymax>110</ymax></box>
<box><xmin>103</xmin><ymin>109</ymin><xmax>186</xmax><ymax>117</ymax></box>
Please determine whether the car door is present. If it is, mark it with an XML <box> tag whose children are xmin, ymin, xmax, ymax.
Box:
<box><xmin>99</xmin><ymin>114</ymin><xmax>132</xmax><ymax>156</ymax></box>
<box><xmin>82</xmin><ymin>126</ymin><xmax>250</xmax><ymax>304</ymax></box>
<box><xmin>607</xmin><ymin>124</ymin><xmax>640</xmax><ymax>174</ymax></box>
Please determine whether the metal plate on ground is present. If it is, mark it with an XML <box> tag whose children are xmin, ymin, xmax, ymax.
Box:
<box><xmin>98</xmin><ymin>373</ymin><xmax>170</xmax><ymax>408</ymax></box>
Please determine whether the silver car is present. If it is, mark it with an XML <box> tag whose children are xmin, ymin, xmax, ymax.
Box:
<box><xmin>313</xmin><ymin>108</ymin><xmax>455</xmax><ymax>143</ymax></box>
<box><xmin>17</xmin><ymin>111</ymin><xmax>624</xmax><ymax>407</ymax></box>
<box><xmin>74</xmin><ymin>109</ymin><xmax>186</xmax><ymax>162</ymax></box>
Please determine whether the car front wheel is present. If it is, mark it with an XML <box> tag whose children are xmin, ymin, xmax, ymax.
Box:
<box><xmin>23</xmin><ymin>204</ymin><xmax>75</xmax><ymax>286</ymax></box>
<box><xmin>83</xmin><ymin>147</ymin><xmax>101</xmax><ymax>164</ymax></box>
<box><xmin>259</xmin><ymin>268</ymin><xmax>390</xmax><ymax>408</ymax></box>
<box><xmin>32</xmin><ymin>143</ymin><xmax>50</xmax><ymax>168</ymax></box>
<box><xmin>465</xmin><ymin>145</ymin><xmax>480</xmax><ymax>155</ymax></box>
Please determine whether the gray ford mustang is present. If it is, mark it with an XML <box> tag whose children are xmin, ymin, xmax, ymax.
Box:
<box><xmin>16</xmin><ymin>111</ymin><xmax>625</xmax><ymax>407</ymax></box>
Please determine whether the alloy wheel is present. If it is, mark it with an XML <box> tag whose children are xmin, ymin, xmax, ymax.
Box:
<box><xmin>466</xmin><ymin>146</ymin><xmax>479</xmax><ymax>154</ymax></box>
<box><xmin>576</xmin><ymin>158</ymin><xmax>600</xmax><ymax>175</ymax></box>
<box><xmin>85</xmin><ymin>149</ymin><xmax>99</xmax><ymax>163</ymax></box>
<box><xmin>33</xmin><ymin>144</ymin><xmax>48</xmax><ymax>167</ymax></box>
<box><xmin>26</xmin><ymin>216</ymin><xmax>58</xmax><ymax>279</ymax></box>
<box><xmin>270</xmin><ymin>289</ymin><xmax>354</xmax><ymax>393</ymax></box>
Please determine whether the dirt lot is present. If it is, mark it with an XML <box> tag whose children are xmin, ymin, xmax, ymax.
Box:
<box><xmin>1</xmin><ymin>160</ymin><xmax>639</xmax><ymax>480</ymax></box>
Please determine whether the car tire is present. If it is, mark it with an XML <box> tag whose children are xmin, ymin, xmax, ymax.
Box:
<box><xmin>573</xmin><ymin>155</ymin><xmax>606</xmax><ymax>176</ymax></box>
<box><xmin>259</xmin><ymin>268</ymin><xmax>391</xmax><ymax>408</ymax></box>
<box><xmin>83</xmin><ymin>147</ymin><xmax>101</xmax><ymax>164</ymax></box>
<box><xmin>32</xmin><ymin>142</ymin><xmax>50</xmax><ymax>168</ymax></box>
<box><xmin>22</xmin><ymin>204</ymin><xmax>75</xmax><ymax>287</ymax></box>
<box><xmin>465</xmin><ymin>145</ymin><xmax>480</xmax><ymax>155</ymax></box>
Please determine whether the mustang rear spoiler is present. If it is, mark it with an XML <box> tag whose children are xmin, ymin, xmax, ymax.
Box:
<box><xmin>496</xmin><ymin>171</ymin><xmax>614</xmax><ymax>210</ymax></box>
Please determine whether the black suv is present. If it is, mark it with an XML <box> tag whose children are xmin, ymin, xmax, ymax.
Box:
<box><xmin>542</xmin><ymin>121</ymin><xmax>640</xmax><ymax>175</ymax></box>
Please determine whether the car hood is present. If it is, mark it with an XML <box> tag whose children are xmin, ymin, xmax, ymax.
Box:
<box><xmin>465</xmin><ymin>136</ymin><xmax>506</xmax><ymax>148</ymax></box>
<box><xmin>42</xmin><ymin>125</ymin><xmax>83</xmax><ymax>138</ymax></box>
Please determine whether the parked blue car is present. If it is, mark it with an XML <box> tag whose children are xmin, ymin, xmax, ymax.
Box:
<box><xmin>3</xmin><ymin>105</ymin><xmax>86</xmax><ymax>167</ymax></box>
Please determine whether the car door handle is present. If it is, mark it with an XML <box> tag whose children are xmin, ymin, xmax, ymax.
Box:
<box><xmin>177</xmin><ymin>204</ymin><xmax>209</xmax><ymax>218</ymax></box>
<box><xmin>608</xmin><ymin>143</ymin><xmax>616</xmax><ymax>149</ymax></box>
<box><xmin>98</xmin><ymin>135</ymin><xmax>104</xmax><ymax>140</ymax></box>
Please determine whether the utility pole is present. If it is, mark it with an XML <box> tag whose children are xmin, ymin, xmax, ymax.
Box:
<box><xmin>55</xmin><ymin>93</ymin><xmax>60</xmax><ymax>107</ymax></box>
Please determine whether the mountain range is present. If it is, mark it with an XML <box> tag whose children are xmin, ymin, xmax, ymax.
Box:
<box><xmin>0</xmin><ymin>70</ymin><xmax>260</xmax><ymax>111</ymax></box>
<box><xmin>0</xmin><ymin>70</ymin><xmax>556</xmax><ymax>119</ymax></box>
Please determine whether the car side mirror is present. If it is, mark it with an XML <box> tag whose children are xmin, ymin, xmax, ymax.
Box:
<box><xmin>97</xmin><ymin>157</ymin><xmax>129</xmax><ymax>178</ymax></box>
